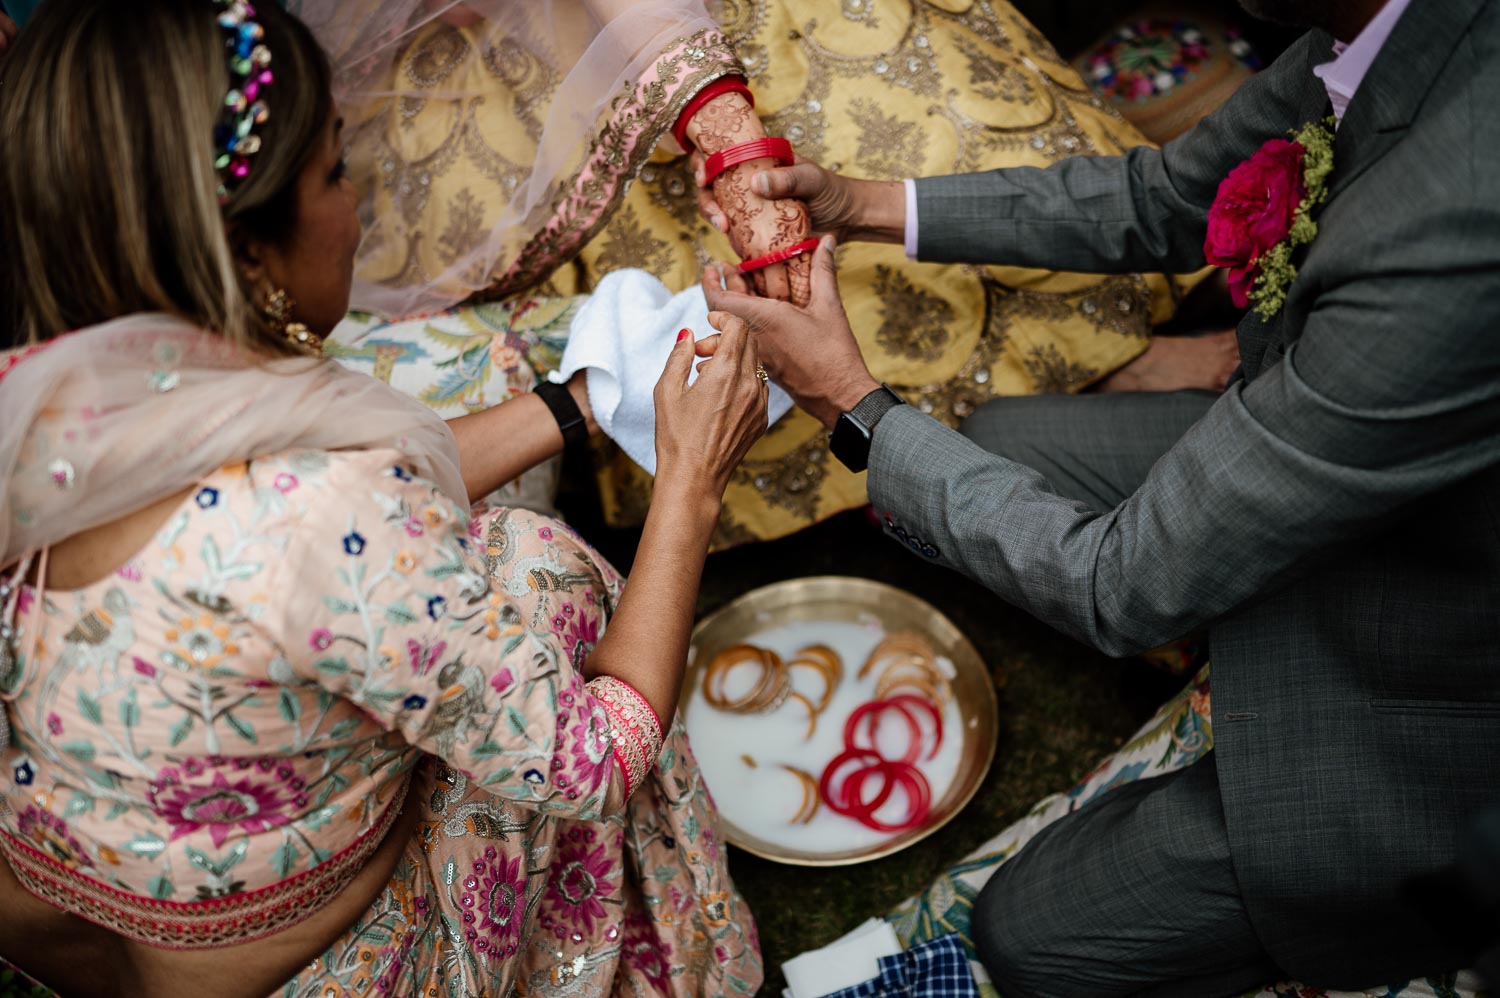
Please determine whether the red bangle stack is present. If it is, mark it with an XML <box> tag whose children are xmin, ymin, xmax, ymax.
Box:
<box><xmin>703</xmin><ymin>136</ymin><xmax>795</xmax><ymax>188</ymax></box>
<box><xmin>739</xmin><ymin>237</ymin><xmax>821</xmax><ymax>275</ymax></box>
<box><xmin>672</xmin><ymin>75</ymin><xmax>753</xmax><ymax>152</ymax></box>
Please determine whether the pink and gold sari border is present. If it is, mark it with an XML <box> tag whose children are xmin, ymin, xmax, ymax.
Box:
<box><xmin>491</xmin><ymin>29</ymin><xmax>743</xmax><ymax>298</ymax></box>
<box><xmin>0</xmin><ymin>776</ymin><xmax>409</xmax><ymax>950</ymax></box>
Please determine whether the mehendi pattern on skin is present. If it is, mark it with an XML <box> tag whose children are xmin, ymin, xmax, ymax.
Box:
<box><xmin>690</xmin><ymin>92</ymin><xmax>813</xmax><ymax>304</ymax></box>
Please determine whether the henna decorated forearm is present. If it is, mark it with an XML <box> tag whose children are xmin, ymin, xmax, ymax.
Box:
<box><xmin>687</xmin><ymin>91</ymin><xmax>813</xmax><ymax>305</ymax></box>
<box><xmin>685</xmin><ymin>92</ymin><xmax>758</xmax><ymax>156</ymax></box>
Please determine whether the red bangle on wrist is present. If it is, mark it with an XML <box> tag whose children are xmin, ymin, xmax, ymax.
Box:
<box><xmin>703</xmin><ymin>137</ymin><xmax>795</xmax><ymax>188</ymax></box>
<box><xmin>738</xmin><ymin>237</ymin><xmax>821</xmax><ymax>275</ymax></box>
<box><xmin>672</xmin><ymin>75</ymin><xmax>753</xmax><ymax>152</ymax></box>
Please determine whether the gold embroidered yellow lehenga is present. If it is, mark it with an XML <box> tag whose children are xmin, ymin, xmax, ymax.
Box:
<box><xmin>311</xmin><ymin>0</ymin><xmax>1206</xmax><ymax>547</ymax></box>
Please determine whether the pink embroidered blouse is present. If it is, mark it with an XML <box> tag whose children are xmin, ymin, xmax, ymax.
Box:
<box><xmin>0</xmin><ymin>448</ymin><xmax>661</xmax><ymax>947</ymax></box>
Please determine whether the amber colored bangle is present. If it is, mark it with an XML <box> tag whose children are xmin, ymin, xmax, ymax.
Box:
<box><xmin>737</xmin><ymin>237</ymin><xmax>820</xmax><ymax>275</ymax></box>
<box><xmin>704</xmin><ymin>645</ymin><xmax>787</xmax><ymax>712</ymax></box>
<box><xmin>858</xmin><ymin>631</ymin><xmax>938</xmax><ymax>679</ymax></box>
<box><xmin>787</xmin><ymin>692</ymin><xmax>818</xmax><ymax>741</ymax></box>
<box><xmin>786</xmin><ymin>644</ymin><xmax>842</xmax><ymax>713</ymax></box>
<box><xmin>783</xmin><ymin>765</ymin><xmax>821</xmax><ymax>824</ymax></box>
<box><xmin>703</xmin><ymin>136</ymin><xmax>795</xmax><ymax>188</ymax></box>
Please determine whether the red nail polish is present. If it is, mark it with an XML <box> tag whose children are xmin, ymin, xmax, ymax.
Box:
<box><xmin>677</xmin><ymin>329</ymin><xmax>691</xmax><ymax>342</ymax></box>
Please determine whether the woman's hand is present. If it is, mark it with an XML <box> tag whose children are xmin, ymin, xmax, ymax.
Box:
<box><xmin>653</xmin><ymin>314</ymin><xmax>769</xmax><ymax>502</ymax></box>
<box><xmin>694</xmin><ymin>154</ymin><xmax>908</xmax><ymax>248</ymax></box>
<box><xmin>685</xmin><ymin>92</ymin><xmax>813</xmax><ymax>305</ymax></box>
<box><xmin>587</xmin><ymin>316</ymin><xmax>766</xmax><ymax>727</ymax></box>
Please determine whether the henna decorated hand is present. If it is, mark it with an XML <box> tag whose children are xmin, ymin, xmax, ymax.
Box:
<box><xmin>694</xmin><ymin>152</ymin><xmax>908</xmax><ymax>249</ymax></box>
<box><xmin>685</xmin><ymin>91</ymin><xmax>814</xmax><ymax>306</ymax></box>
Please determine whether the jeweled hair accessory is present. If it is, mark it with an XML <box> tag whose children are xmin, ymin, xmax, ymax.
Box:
<box><xmin>213</xmin><ymin>0</ymin><xmax>273</xmax><ymax>205</ymax></box>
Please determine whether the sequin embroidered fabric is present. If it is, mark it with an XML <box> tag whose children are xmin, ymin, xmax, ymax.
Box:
<box><xmin>586</xmin><ymin>675</ymin><xmax>665</xmax><ymax>800</ymax></box>
<box><xmin>0</xmin><ymin>448</ymin><xmax>758</xmax><ymax>993</ymax></box>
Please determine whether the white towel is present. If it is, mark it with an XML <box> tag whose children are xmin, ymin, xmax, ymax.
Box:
<box><xmin>781</xmin><ymin>917</ymin><xmax>904</xmax><ymax>997</ymax></box>
<box><xmin>548</xmin><ymin>269</ymin><xmax>793</xmax><ymax>475</ymax></box>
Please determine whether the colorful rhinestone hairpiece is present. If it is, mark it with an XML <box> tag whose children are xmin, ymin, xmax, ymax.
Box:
<box><xmin>213</xmin><ymin>0</ymin><xmax>273</xmax><ymax>205</ymax></box>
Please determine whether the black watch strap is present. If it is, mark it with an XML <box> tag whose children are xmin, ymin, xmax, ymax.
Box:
<box><xmin>849</xmin><ymin>384</ymin><xmax>904</xmax><ymax>435</ymax></box>
<box><xmin>830</xmin><ymin>384</ymin><xmax>905</xmax><ymax>473</ymax></box>
<box><xmin>534</xmin><ymin>381</ymin><xmax>590</xmax><ymax>454</ymax></box>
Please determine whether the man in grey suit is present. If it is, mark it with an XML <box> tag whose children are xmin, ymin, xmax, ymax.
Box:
<box><xmin>698</xmin><ymin>0</ymin><xmax>1500</xmax><ymax>992</ymax></box>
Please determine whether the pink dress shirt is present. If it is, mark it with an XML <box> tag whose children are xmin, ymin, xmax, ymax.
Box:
<box><xmin>1312</xmin><ymin>0</ymin><xmax>1415</xmax><ymax>125</ymax></box>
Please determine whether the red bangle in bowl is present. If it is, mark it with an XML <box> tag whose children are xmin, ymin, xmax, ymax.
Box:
<box><xmin>703</xmin><ymin>137</ymin><xmax>795</xmax><ymax>188</ymax></box>
<box><xmin>738</xmin><ymin>237</ymin><xmax>821</xmax><ymax>275</ymax></box>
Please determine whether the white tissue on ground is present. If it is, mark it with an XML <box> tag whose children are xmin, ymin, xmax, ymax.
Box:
<box><xmin>548</xmin><ymin>268</ymin><xmax>794</xmax><ymax>476</ymax></box>
<box><xmin>781</xmin><ymin>917</ymin><xmax>903</xmax><ymax>997</ymax></box>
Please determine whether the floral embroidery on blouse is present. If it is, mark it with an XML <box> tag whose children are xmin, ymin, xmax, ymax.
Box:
<box><xmin>0</xmin><ymin>448</ymin><xmax>657</xmax><ymax>935</ymax></box>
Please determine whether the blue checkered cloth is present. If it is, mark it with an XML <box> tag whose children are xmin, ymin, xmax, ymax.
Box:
<box><xmin>820</xmin><ymin>933</ymin><xmax>979</xmax><ymax>998</ymax></box>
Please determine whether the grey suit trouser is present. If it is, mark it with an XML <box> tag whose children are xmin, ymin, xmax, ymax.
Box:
<box><xmin>960</xmin><ymin>391</ymin><xmax>1281</xmax><ymax>998</ymax></box>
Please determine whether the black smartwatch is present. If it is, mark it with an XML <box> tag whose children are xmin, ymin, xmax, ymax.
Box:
<box><xmin>534</xmin><ymin>381</ymin><xmax>590</xmax><ymax>455</ymax></box>
<box><xmin>829</xmin><ymin>384</ymin><xmax>905</xmax><ymax>473</ymax></box>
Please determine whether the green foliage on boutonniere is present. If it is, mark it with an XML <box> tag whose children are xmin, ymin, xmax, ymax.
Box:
<box><xmin>1248</xmin><ymin>118</ymin><xmax>1336</xmax><ymax>320</ymax></box>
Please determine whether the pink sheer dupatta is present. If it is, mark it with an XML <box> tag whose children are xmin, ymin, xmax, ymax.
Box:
<box><xmin>289</xmin><ymin>0</ymin><xmax>741</xmax><ymax>317</ymax></box>
<box><xmin>0</xmin><ymin>314</ymin><xmax>465</xmax><ymax>567</ymax></box>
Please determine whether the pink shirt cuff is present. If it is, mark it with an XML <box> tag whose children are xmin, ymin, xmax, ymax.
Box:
<box><xmin>903</xmin><ymin>178</ymin><xmax>919</xmax><ymax>261</ymax></box>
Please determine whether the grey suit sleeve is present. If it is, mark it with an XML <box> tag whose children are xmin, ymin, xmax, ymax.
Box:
<box><xmin>868</xmin><ymin>203</ymin><xmax>1500</xmax><ymax>657</ymax></box>
<box><xmin>912</xmin><ymin>32</ymin><xmax>1323</xmax><ymax>272</ymax></box>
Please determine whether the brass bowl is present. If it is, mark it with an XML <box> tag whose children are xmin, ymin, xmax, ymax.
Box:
<box><xmin>683</xmin><ymin>576</ymin><xmax>998</xmax><ymax>866</ymax></box>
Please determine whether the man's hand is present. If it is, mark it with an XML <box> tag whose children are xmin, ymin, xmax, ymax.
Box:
<box><xmin>701</xmin><ymin>235</ymin><xmax>881</xmax><ymax>428</ymax></box>
<box><xmin>693</xmin><ymin>155</ymin><xmax>908</xmax><ymax>248</ymax></box>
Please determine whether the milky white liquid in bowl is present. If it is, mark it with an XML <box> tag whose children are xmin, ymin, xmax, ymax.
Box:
<box><xmin>686</xmin><ymin>618</ymin><xmax>967</xmax><ymax>855</ymax></box>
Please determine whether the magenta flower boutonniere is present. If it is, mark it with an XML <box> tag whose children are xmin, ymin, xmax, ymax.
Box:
<box><xmin>1205</xmin><ymin>118</ymin><xmax>1335</xmax><ymax>320</ymax></box>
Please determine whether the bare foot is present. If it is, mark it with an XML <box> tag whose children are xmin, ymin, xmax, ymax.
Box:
<box><xmin>1096</xmin><ymin>331</ymin><xmax>1240</xmax><ymax>393</ymax></box>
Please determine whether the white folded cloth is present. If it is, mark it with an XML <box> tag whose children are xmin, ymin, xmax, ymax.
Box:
<box><xmin>548</xmin><ymin>269</ymin><xmax>793</xmax><ymax>475</ymax></box>
<box><xmin>781</xmin><ymin>917</ymin><xmax>904</xmax><ymax>998</ymax></box>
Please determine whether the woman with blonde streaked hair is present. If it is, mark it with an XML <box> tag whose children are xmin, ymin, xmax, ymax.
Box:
<box><xmin>0</xmin><ymin>1</ymin><xmax>765</xmax><ymax>994</ymax></box>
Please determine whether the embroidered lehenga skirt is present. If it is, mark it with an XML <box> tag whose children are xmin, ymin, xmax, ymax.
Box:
<box><xmin>279</xmin><ymin>742</ymin><xmax>756</xmax><ymax>997</ymax></box>
<box><xmin>324</xmin><ymin>0</ymin><xmax>1209</xmax><ymax>550</ymax></box>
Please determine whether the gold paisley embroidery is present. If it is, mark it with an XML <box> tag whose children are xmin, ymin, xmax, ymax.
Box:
<box><xmin>872</xmin><ymin>264</ymin><xmax>953</xmax><ymax>362</ymax></box>
<box><xmin>1076</xmin><ymin>276</ymin><xmax>1153</xmax><ymax>338</ymax></box>
<box><xmin>842</xmin><ymin>0</ymin><xmax>880</xmax><ymax>27</ymax></box>
<box><xmin>955</xmin><ymin>33</ymin><xmax>1037</xmax><ymax>105</ymax></box>
<box><xmin>849</xmin><ymin>98</ymin><xmax>924</xmax><ymax>178</ymax></box>
<box><xmin>405</xmin><ymin>25</ymin><xmax>469</xmax><ymax>88</ymax></box>
<box><xmin>1022</xmin><ymin>342</ymin><xmax>1100</xmax><ymax>393</ymax></box>
<box><xmin>592</xmin><ymin>204</ymin><xmax>676</xmax><ymax>281</ymax></box>
<box><xmin>638</xmin><ymin>160</ymin><xmax>716</xmax><ymax>233</ymax></box>
<box><xmin>902</xmin><ymin>276</ymin><xmax>1012</xmax><ymax>422</ymax></box>
<box><xmin>437</xmin><ymin>189</ymin><xmax>487</xmax><ymax>265</ymax></box>
<box><xmin>761</xmin><ymin>71</ymin><xmax>836</xmax><ymax>162</ymax></box>
<box><xmin>730</xmin><ymin>433</ymin><xmax>834</xmax><ymax>520</ymax></box>
<box><xmin>481</xmin><ymin>36</ymin><xmax>561</xmax><ymax>143</ymax></box>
